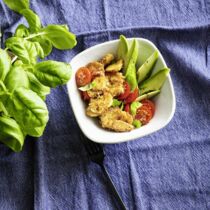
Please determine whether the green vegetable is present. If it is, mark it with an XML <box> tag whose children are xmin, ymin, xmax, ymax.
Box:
<box><xmin>14</xmin><ymin>24</ymin><xmax>30</xmax><ymax>38</ymax></box>
<box><xmin>125</xmin><ymin>39</ymin><xmax>139</xmax><ymax>90</ymax></box>
<box><xmin>3</xmin><ymin>0</ymin><xmax>29</xmax><ymax>13</ymax></box>
<box><xmin>78</xmin><ymin>82</ymin><xmax>95</xmax><ymax>91</ymax></box>
<box><xmin>20</xmin><ymin>9</ymin><xmax>41</xmax><ymax>33</ymax></box>
<box><xmin>112</xmin><ymin>99</ymin><xmax>122</xmax><ymax>107</ymax></box>
<box><xmin>132</xmin><ymin>119</ymin><xmax>141</xmax><ymax>128</ymax></box>
<box><xmin>124</xmin><ymin>38</ymin><xmax>137</xmax><ymax>71</ymax></box>
<box><xmin>0</xmin><ymin>116</ymin><xmax>25</xmax><ymax>152</ymax></box>
<box><xmin>34</xmin><ymin>61</ymin><xmax>72</xmax><ymax>87</ymax></box>
<box><xmin>5</xmin><ymin>37</ymin><xmax>43</xmax><ymax>64</ymax></box>
<box><xmin>0</xmin><ymin>49</ymin><xmax>11</xmax><ymax>81</ymax></box>
<box><xmin>4</xmin><ymin>66</ymin><xmax>29</xmax><ymax>92</ymax></box>
<box><xmin>0</xmin><ymin>0</ymin><xmax>77</xmax><ymax>152</ymax></box>
<box><xmin>130</xmin><ymin>101</ymin><xmax>141</xmax><ymax>115</ymax></box>
<box><xmin>139</xmin><ymin>68</ymin><xmax>170</xmax><ymax>94</ymax></box>
<box><xmin>5</xmin><ymin>87</ymin><xmax>49</xmax><ymax>136</ymax></box>
<box><xmin>42</xmin><ymin>25</ymin><xmax>77</xmax><ymax>50</ymax></box>
<box><xmin>32</xmin><ymin>37</ymin><xmax>52</xmax><ymax>57</ymax></box>
<box><xmin>135</xmin><ymin>90</ymin><xmax>160</xmax><ymax>102</ymax></box>
<box><xmin>137</xmin><ymin>50</ymin><xmax>158</xmax><ymax>83</ymax></box>
<box><xmin>117</xmin><ymin>35</ymin><xmax>128</xmax><ymax>60</ymax></box>
<box><xmin>26</xmin><ymin>71</ymin><xmax>50</xmax><ymax>99</ymax></box>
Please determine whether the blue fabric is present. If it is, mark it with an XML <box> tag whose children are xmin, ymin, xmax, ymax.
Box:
<box><xmin>0</xmin><ymin>0</ymin><xmax>210</xmax><ymax>209</ymax></box>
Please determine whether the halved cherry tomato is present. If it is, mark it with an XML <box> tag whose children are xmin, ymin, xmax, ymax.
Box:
<box><xmin>124</xmin><ymin>88</ymin><xmax>139</xmax><ymax>104</ymax></box>
<box><xmin>135</xmin><ymin>105</ymin><xmax>153</xmax><ymax>125</ymax></box>
<box><xmin>76</xmin><ymin>67</ymin><xmax>92</xmax><ymax>87</ymax></box>
<box><xmin>118</xmin><ymin>82</ymin><xmax>131</xmax><ymax>100</ymax></box>
<box><xmin>80</xmin><ymin>91</ymin><xmax>90</xmax><ymax>101</ymax></box>
<box><xmin>124</xmin><ymin>104</ymin><xmax>130</xmax><ymax>113</ymax></box>
<box><xmin>141</xmin><ymin>99</ymin><xmax>155</xmax><ymax>116</ymax></box>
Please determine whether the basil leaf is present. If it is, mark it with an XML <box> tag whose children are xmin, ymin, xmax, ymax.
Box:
<box><xmin>33</xmin><ymin>42</ymin><xmax>44</xmax><ymax>59</ymax></box>
<box><xmin>32</xmin><ymin>37</ymin><xmax>52</xmax><ymax>57</ymax></box>
<box><xmin>6</xmin><ymin>87</ymin><xmax>49</xmax><ymax>136</ymax></box>
<box><xmin>42</xmin><ymin>25</ymin><xmax>77</xmax><ymax>50</ymax></box>
<box><xmin>0</xmin><ymin>116</ymin><xmax>25</xmax><ymax>152</ymax></box>
<box><xmin>20</xmin><ymin>9</ymin><xmax>41</xmax><ymax>33</ymax></box>
<box><xmin>26</xmin><ymin>71</ymin><xmax>50</xmax><ymax>99</ymax></box>
<box><xmin>78</xmin><ymin>82</ymin><xmax>95</xmax><ymax>91</ymax></box>
<box><xmin>34</xmin><ymin>61</ymin><xmax>72</xmax><ymax>87</ymax></box>
<box><xmin>5</xmin><ymin>37</ymin><xmax>43</xmax><ymax>64</ymax></box>
<box><xmin>0</xmin><ymin>49</ymin><xmax>11</xmax><ymax>81</ymax></box>
<box><xmin>14</xmin><ymin>24</ymin><xmax>30</xmax><ymax>37</ymax></box>
<box><xmin>3</xmin><ymin>0</ymin><xmax>29</xmax><ymax>13</ymax></box>
<box><xmin>4</xmin><ymin>66</ymin><xmax>29</xmax><ymax>92</ymax></box>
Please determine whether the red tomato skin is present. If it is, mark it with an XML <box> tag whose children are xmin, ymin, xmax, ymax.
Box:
<box><xmin>76</xmin><ymin>67</ymin><xmax>92</xmax><ymax>87</ymax></box>
<box><xmin>135</xmin><ymin>105</ymin><xmax>153</xmax><ymax>125</ymax></box>
<box><xmin>80</xmin><ymin>91</ymin><xmax>90</xmax><ymax>101</ymax></box>
<box><xmin>141</xmin><ymin>99</ymin><xmax>155</xmax><ymax>116</ymax></box>
<box><xmin>124</xmin><ymin>88</ymin><xmax>139</xmax><ymax>104</ymax></box>
<box><xmin>124</xmin><ymin>104</ymin><xmax>130</xmax><ymax>113</ymax></box>
<box><xmin>118</xmin><ymin>82</ymin><xmax>131</xmax><ymax>100</ymax></box>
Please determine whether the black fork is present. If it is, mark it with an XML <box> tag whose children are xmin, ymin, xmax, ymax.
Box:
<box><xmin>79</xmin><ymin>132</ymin><xmax>127</xmax><ymax>210</ymax></box>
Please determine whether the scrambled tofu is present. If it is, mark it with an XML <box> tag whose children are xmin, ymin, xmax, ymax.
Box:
<box><xmin>86</xmin><ymin>92</ymin><xmax>113</xmax><ymax>117</ymax></box>
<box><xmin>87</xmin><ymin>61</ymin><xmax>104</xmax><ymax>77</ymax></box>
<box><xmin>106</xmin><ymin>72</ymin><xmax>124</xmax><ymax>97</ymax></box>
<box><xmin>80</xmin><ymin>54</ymin><xmax>134</xmax><ymax>132</ymax></box>
<box><xmin>100</xmin><ymin>107</ymin><xmax>134</xmax><ymax>132</ymax></box>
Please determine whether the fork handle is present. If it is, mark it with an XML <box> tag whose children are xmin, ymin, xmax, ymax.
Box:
<box><xmin>100</xmin><ymin>164</ymin><xmax>127</xmax><ymax>210</ymax></box>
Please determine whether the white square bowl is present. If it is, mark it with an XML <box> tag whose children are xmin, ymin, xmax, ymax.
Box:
<box><xmin>67</xmin><ymin>38</ymin><xmax>176</xmax><ymax>144</ymax></box>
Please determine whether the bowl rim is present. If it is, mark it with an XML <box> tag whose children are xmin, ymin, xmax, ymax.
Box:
<box><xmin>67</xmin><ymin>38</ymin><xmax>176</xmax><ymax>144</ymax></box>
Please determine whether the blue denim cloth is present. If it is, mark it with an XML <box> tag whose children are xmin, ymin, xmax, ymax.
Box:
<box><xmin>0</xmin><ymin>0</ymin><xmax>210</xmax><ymax>209</ymax></box>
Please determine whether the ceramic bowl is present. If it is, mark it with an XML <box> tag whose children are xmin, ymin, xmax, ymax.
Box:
<box><xmin>67</xmin><ymin>38</ymin><xmax>176</xmax><ymax>144</ymax></box>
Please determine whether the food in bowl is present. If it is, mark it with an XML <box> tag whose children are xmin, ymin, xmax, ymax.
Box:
<box><xmin>75</xmin><ymin>35</ymin><xmax>170</xmax><ymax>132</ymax></box>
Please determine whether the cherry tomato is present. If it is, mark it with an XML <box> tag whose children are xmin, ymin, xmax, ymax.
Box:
<box><xmin>80</xmin><ymin>91</ymin><xmax>90</xmax><ymax>101</ymax></box>
<box><xmin>124</xmin><ymin>88</ymin><xmax>139</xmax><ymax>104</ymax></box>
<box><xmin>141</xmin><ymin>99</ymin><xmax>155</xmax><ymax>116</ymax></box>
<box><xmin>124</xmin><ymin>104</ymin><xmax>130</xmax><ymax>113</ymax></box>
<box><xmin>76</xmin><ymin>67</ymin><xmax>92</xmax><ymax>87</ymax></box>
<box><xmin>135</xmin><ymin>105</ymin><xmax>153</xmax><ymax>125</ymax></box>
<box><xmin>118</xmin><ymin>82</ymin><xmax>131</xmax><ymax>100</ymax></box>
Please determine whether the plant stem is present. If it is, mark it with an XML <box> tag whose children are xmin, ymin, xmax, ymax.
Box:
<box><xmin>0</xmin><ymin>81</ymin><xmax>7</xmax><ymax>92</ymax></box>
<box><xmin>24</xmin><ymin>32</ymin><xmax>46</xmax><ymax>40</ymax></box>
<box><xmin>11</xmin><ymin>55</ymin><xmax>18</xmax><ymax>63</ymax></box>
<box><xmin>0</xmin><ymin>102</ymin><xmax>8</xmax><ymax>116</ymax></box>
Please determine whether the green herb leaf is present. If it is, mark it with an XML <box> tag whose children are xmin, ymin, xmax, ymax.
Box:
<box><xmin>0</xmin><ymin>49</ymin><xmax>11</xmax><ymax>81</ymax></box>
<box><xmin>5</xmin><ymin>87</ymin><xmax>49</xmax><ymax>136</ymax></box>
<box><xmin>78</xmin><ymin>82</ymin><xmax>95</xmax><ymax>91</ymax></box>
<box><xmin>14</xmin><ymin>24</ymin><xmax>30</xmax><ymax>38</ymax></box>
<box><xmin>3</xmin><ymin>0</ymin><xmax>29</xmax><ymax>13</ymax></box>
<box><xmin>112</xmin><ymin>99</ymin><xmax>122</xmax><ymax>107</ymax></box>
<box><xmin>0</xmin><ymin>116</ymin><xmax>25</xmax><ymax>152</ymax></box>
<box><xmin>34</xmin><ymin>60</ymin><xmax>72</xmax><ymax>87</ymax></box>
<box><xmin>5</xmin><ymin>37</ymin><xmax>42</xmax><ymax>64</ymax></box>
<box><xmin>4</xmin><ymin>66</ymin><xmax>29</xmax><ymax>92</ymax></box>
<box><xmin>42</xmin><ymin>25</ymin><xmax>77</xmax><ymax>50</ymax></box>
<box><xmin>130</xmin><ymin>101</ymin><xmax>141</xmax><ymax>115</ymax></box>
<box><xmin>32</xmin><ymin>37</ymin><xmax>52</xmax><ymax>57</ymax></box>
<box><xmin>26</xmin><ymin>71</ymin><xmax>50</xmax><ymax>99</ymax></box>
<box><xmin>20</xmin><ymin>9</ymin><xmax>41</xmax><ymax>33</ymax></box>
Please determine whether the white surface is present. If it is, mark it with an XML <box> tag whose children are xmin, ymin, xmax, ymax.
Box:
<box><xmin>67</xmin><ymin>38</ymin><xmax>176</xmax><ymax>144</ymax></box>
